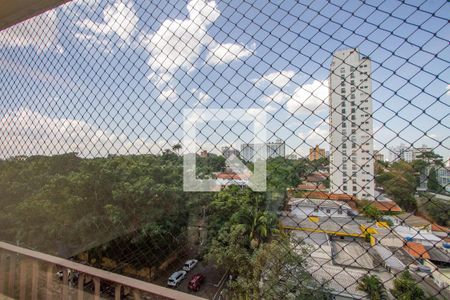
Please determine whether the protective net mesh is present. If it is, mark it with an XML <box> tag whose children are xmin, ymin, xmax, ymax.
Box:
<box><xmin>0</xmin><ymin>0</ymin><xmax>449</xmax><ymax>299</ymax></box>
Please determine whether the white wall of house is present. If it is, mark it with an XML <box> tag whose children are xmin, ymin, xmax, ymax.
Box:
<box><xmin>291</xmin><ymin>205</ymin><xmax>352</xmax><ymax>219</ymax></box>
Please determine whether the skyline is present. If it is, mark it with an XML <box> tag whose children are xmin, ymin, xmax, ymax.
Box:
<box><xmin>0</xmin><ymin>0</ymin><xmax>448</xmax><ymax>159</ymax></box>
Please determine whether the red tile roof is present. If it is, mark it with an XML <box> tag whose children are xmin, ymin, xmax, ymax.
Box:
<box><xmin>306</xmin><ymin>173</ymin><xmax>327</xmax><ymax>182</ymax></box>
<box><xmin>216</xmin><ymin>172</ymin><xmax>249</xmax><ymax>180</ymax></box>
<box><xmin>370</xmin><ymin>201</ymin><xmax>402</xmax><ymax>212</ymax></box>
<box><xmin>303</xmin><ymin>191</ymin><xmax>357</xmax><ymax>201</ymax></box>
<box><xmin>299</xmin><ymin>191</ymin><xmax>358</xmax><ymax>210</ymax></box>
<box><xmin>431</xmin><ymin>224</ymin><xmax>450</xmax><ymax>233</ymax></box>
<box><xmin>297</xmin><ymin>183</ymin><xmax>327</xmax><ymax>191</ymax></box>
<box><xmin>404</xmin><ymin>242</ymin><xmax>430</xmax><ymax>260</ymax></box>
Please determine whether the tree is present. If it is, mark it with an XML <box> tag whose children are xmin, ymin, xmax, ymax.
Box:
<box><xmin>360</xmin><ymin>202</ymin><xmax>382</xmax><ymax>220</ymax></box>
<box><xmin>427</xmin><ymin>167</ymin><xmax>441</xmax><ymax>193</ymax></box>
<box><xmin>391</xmin><ymin>271</ymin><xmax>427</xmax><ymax>300</ymax></box>
<box><xmin>358</xmin><ymin>274</ymin><xmax>387</xmax><ymax>300</ymax></box>
<box><xmin>172</xmin><ymin>143</ymin><xmax>182</xmax><ymax>155</ymax></box>
<box><xmin>376</xmin><ymin>161</ymin><xmax>418</xmax><ymax>212</ymax></box>
<box><xmin>416</xmin><ymin>151</ymin><xmax>444</xmax><ymax>166</ymax></box>
<box><xmin>231</xmin><ymin>207</ymin><xmax>278</xmax><ymax>248</ymax></box>
<box><xmin>205</xmin><ymin>186</ymin><xmax>327</xmax><ymax>299</ymax></box>
<box><xmin>420</xmin><ymin>196</ymin><xmax>450</xmax><ymax>226</ymax></box>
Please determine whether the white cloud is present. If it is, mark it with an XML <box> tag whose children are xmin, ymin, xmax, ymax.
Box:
<box><xmin>0</xmin><ymin>10</ymin><xmax>59</xmax><ymax>52</ymax></box>
<box><xmin>143</xmin><ymin>0</ymin><xmax>254</xmax><ymax>101</ymax></box>
<box><xmin>206</xmin><ymin>42</ymin><xmax>253</xmax><ymax>65</ymax></box>
<box><xmin>190</xmin><ymin>88</ymin><xmax>211</xmax><ymax>103</ymax></box>
<box><xmin>76</xmin><ymin>0</ymin><xmax>138</xmax><ymax>45</ymax></box>
<box><xmin>158</xmin><ymin>89</ymin><xmax>177</xmax><ymax>102</ymax></box>
<box><xmin>262</xmin><ymin>90</ymin><xmax>289</xmax><ymax>104</ymax></box>
<box><xmin>0</xmin><ymin>58</ymin><xmax>78</xmax><ymax>88</ymax></box>
<box><xmin>286</xmin><ymin>80</ymin><xmax>329</xmax><ymax>114</ymax></box>
<box><xmin>0</xmin><ymin>108</ymin><xmax>166</xmax><ymax>158</ymax></box>
<box><xmin>298</xmin><ymin>122</ymin><xmax>329</xmax><ymax>145</ymax></box>
<box><xmin>143</xmin><ymin>0</ymin><xmax>219</xmax><ymax>87</ymax></box>
<box><xmin>142</xmin><ymin>0</ymin><xmax>221</xmax><ymax>101</ymax></box>
<box><xmin>265</xmin><ymin>104</ymin><xmax>278</xmax><ymax>113</ymax></box>
<box><xmin>254</xmin><ymin>70</ymin><xmax>296</xmax><ymax>89</ymax></box>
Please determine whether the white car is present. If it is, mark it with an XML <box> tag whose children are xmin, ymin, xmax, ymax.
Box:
<box><xmin>167</xmin><ymin>270</ymin><xmax>187</xmax><ymax>287</ymax></box>
<box><xmin>183</xmin><ymin>259</ymin><xmax>198</xmax><ymax>272</ymax></box>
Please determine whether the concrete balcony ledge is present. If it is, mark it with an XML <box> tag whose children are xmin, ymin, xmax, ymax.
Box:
<box><xmin>0</xmin><ymin>0</ymin><xmax>71</xmax><ymax>31</ymax></box>
<box><xmin>0</xmin><ymin>241</ymin><xmax>206</xmax><ymax>300</ymax></box>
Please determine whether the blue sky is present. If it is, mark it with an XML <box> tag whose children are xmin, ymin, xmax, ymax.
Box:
<box><xmin>0</xmin><ymin>0</ymin><xmax>448</xmax><ymax>160</ymax></box>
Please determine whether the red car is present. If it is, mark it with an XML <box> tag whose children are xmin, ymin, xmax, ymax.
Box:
<box><xmin>188</xmin><ymin>273</ymin><xmax>205</xmax><ymax>292</ymax></box>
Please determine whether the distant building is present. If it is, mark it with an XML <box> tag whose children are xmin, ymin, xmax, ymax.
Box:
<box><xmin>329</xmin><ymin>48</ymin><xmax>375</xmax><ymax>200</ymax></box>
<box><xmin>240</xmin><ymin>139</ymin><xmax>285</xmax><ymax>162</ymax></box>
<box><xmin>388</xmin><ymin>144</ymin><xmax>432</xmax><ymax>163</ymax></box>
<box><xmin>286</xmin><ymin>153</ymin><xmax>298</xmax><ymax>160</ymax></box>
<box><xmin>297</xmin><ymin>183</ymin><xmax>328</xmax><ymax>192</ymax></box>
<box><xmin>306</xmin><ymin>171</ymin><xmax>328</xmax><ymax>183</ymax></box>
<box><xmin>374</xmin><ymin>150</ymin><xmax>384</xmax><ymax>161</ymax></box>
<box><xmin>221</xmin><ymin>146</ymin><xmax>239</xmax><ymax>159</ymax></box>
<box><xmin>267</xmin><ymin>139</ymin><xmax>286</xmax><ymax>159</ymax></box>
<box><xmin>388</xmin><ymin>144</ymin><xmax>412</xmax><ymax>162</ymax></box>
<box><xmin>289</xmin><ymin>198</ymin><xmax>357</xmax><ymax>219</ymax></box>
<box><xmin>199</xmin><ymin>150</ymin><xmax>208</xmax><ymax>157</ymax></box>
<box><xmin>414</xmin><ymin>145</ymin><xmax>433</xmax><ymax>159</ymax></box>
<box><xmin>215</xmin><ymin>172</ymin><xmax>249</xmax><ymax>190</ymax></box>
<box><xmin>309</xmin><ymin>145</ymin><xmax>326</xmax><ymax>161</ymax></box>
<box><xmin>436</xmin><ymin>167</ymin><xmax>450</xmax><ymax>192</ymax></box>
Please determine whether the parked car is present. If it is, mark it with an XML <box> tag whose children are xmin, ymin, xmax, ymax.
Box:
<box><xmin>183</xmin><ymin>259</ymin><xmax>198</xmax><ymax>271</ymax></box>
<box><xmin>167</xmin><ymin>270</ymin><xmax>187</xmax><ymax>287</ymax></box>
<box><xmin>56</xmin><ymin>269</ymin><xmax>79</xmax><ymax>284</ymax></box>
<box><xmin>188</xmin><ymin>273</ymin><xmax>205</xmax><ymax>292</ymax></box>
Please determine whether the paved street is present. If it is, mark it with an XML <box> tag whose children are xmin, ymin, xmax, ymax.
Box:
<box><xmin>153</xmin><ymin>260</ymin><xmax>226</xmax><ymax>299</ymax></box>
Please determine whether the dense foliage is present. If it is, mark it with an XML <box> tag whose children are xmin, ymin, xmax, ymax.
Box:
<box><xmin>375</xmin><ymin>150</ymin><xmax>445</xmax><ymax>217</ymax></box>
<box><xmin>0</xmin><ymin>153</ymin><xmax>190</xmax><ymax>266</ymax></box>
<box><xmin>390</xmin><ymin>271</ymin><xmax>431</xmax><ymax>300</ymax></box>
<box><xmin>358</xmin><ymin>274</ymin><xmax>387</xmax><ymax>300</ymax></box>
<box><xmin>376</xmin><ymin>160</ymin><xmax>418</xmax><ymax>211</ymax></box>
<box><xmin>205</xmin><ymin>186</ymin><xmax>327</xmax><ymax>299</ymax></box>
<box><xmin>418</xmin><ymin>194</ymin><xmax>450</xmax><ymax>227</ymax></box>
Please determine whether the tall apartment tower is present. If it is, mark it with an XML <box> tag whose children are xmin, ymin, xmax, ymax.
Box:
<box><xmin>329</xmin><ymin>49</ymin><xmax>375</xmax><ymax>200</ymax></box>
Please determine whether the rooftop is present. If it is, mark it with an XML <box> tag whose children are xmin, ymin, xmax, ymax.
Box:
<box><xmin>370</xmin><ymin>200</ymin><xmax>402</xmax><ymax>212</ymax></box>
<box><xmin>396</xmin><ymin>213</ymin><xmax>431</xmax><ymax>228</ymax></box>
<box><xmin>432</xmin><ymin>224</ymin><xmax>450</xmax><ymax>233</ymax></box>
<box><xmin>404</xmin><ymin>242</ymin><xmax>430</xmax><ymax>260</ymax></box>
<box><xmin>297</xmin><ymin>183</ymin><xmax>328</xmax><ymax>191</ymax></box>
<box><xmin>424</xmin><ymin>246</ymin><xmax>450</xmax><ymax>263</ymax></box>
<box><xmin>289</xmin><ymin>198</ymin><xmax>353</xmax><ymax>211</ymax></box>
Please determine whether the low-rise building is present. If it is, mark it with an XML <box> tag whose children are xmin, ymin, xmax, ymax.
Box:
<box><xmin>221</xmin><ymin>146</ymin><xmax>240</xmax><ymax>159</ymax></box>
<box><xmin>297</xmin><ymin>183</ymin><xmax>328</xmax><ymax>192</ymax></box>
<box><xmin>374</xmin><ymin>150</ymin><xmax>385</xmax><ymax>161</ymax></box>
<box><xmin>214</xmin><ymin>172</ymin><xmax>249</xmax><ymax>190</ymax></box>
<box><xmin>393</xmin><ymin>225</ymin><xmax>441</xmax><ymax>246</ymax></box>
<box><xmin>289</xmin><ymin>198</ymin><xmax>357</xmax><ymax>219</ymax></box>
<box><xmin>390</xmin><ymin>213</ymin><xmax>432</xmax><ymax>231</ymax></box>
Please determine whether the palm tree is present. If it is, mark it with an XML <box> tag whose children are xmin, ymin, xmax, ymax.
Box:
<box><xmin>358</xmin><ymin>274</ymin><xmax>387</xmax><ymax>300</ymax></box>
<box><xmin>172</xmin><ymin>143</ymin><xmax>182</xmax><ymax>155</ymax></box>
<box><xmin>234</xmin><ymin>208</ymin><xmax>277</xmax><ymax>248</ymax></box>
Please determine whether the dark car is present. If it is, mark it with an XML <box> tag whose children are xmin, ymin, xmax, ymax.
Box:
<box><xmin>188</xmin><ymin>273</ymin><xmax>205</xmax><ymax>292</ymax></box>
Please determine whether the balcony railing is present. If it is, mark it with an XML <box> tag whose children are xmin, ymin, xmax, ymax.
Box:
<box><xmin>0</xmin><ymin>241</ymin><xmax>206</xmax><ymax>300</ymax></box>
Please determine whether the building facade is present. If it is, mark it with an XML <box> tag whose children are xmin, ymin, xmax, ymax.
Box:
<box><xmin>309</xmin><ymin>145</ymin><xmax>326</xmax><ymax>161</ymax></box>
<box><xmin>221</xmin><ymin>146</ymin><xmax>240</xmax><ymax>159</ymax></box>
<box><xmin>240</xmin><ymin>139</ymin><xmax>285</xmax><ymax>162</ymax></box>
<box><xmin>388</xmin><ymin>144</ymin><xmax>432</xmax><ymax>162</ymax></box>
<box><xmin>329</xmin><ymin>49</ymin><xmax>375</xmax><ymax>200</ymax></box>
<box><xmin>374</xmin><ymin>150</ymin><xmax>385</xmax><ymax>162</ymax></box>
